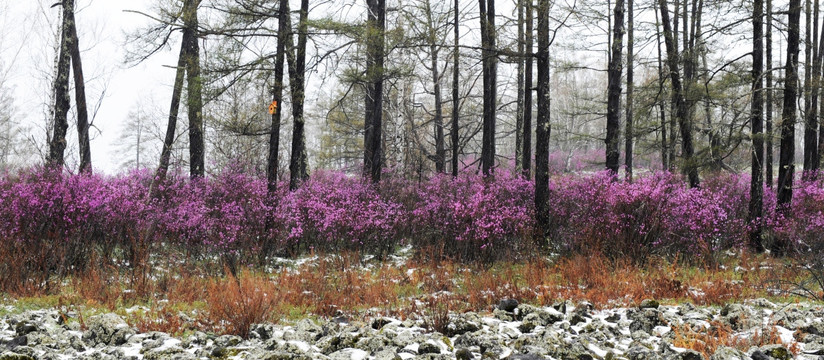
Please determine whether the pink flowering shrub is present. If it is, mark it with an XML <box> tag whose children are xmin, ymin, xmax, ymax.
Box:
<box><xmin>547</xmin><ymin>171</ymin><xmax>759</xmax><ymax>261</ymax></box>
<box><xmin>410</xmin><ymin>170</ymin><xmax>535</xmax><ymax>260</ymax></box>
<box><xmin>285</xmin><ymin>171</ymin><xmax>404</xmax><ymax>257</ymax></box>
<box><xmin>3</xmin><ymin>166</ymin><xmax>824</xmax><ymax>275</ymax></box>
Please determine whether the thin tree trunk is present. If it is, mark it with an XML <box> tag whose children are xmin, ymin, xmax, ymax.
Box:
<box><xmin>535</xmin><ymin>0</ymin><xmax>551</xmax><ymax>239</ymax></box>
<box><xmin>778</xmin><ymin>0</ymin><xmax>801</xmax><ymax>210</ymax></box>
<box><xmin>625</xmin><ymin>0</ymin><xmax>634</xmax><ymax>181</ymax></box>
<box><xmin>424</xmin><ymin>0</ymin><xmax>445</xmax><ymax>174</ymax></box>
<box><xmin>64</xmin><ymin>0</ymin><xmax>90</xmax><ymax>173</ymax></box>
<box><xmin>606</xmin><ymin>0</ymin><xmax>624</xmax><ymax>175</ymax></box>
<box><xmin>288</xmin><ymin>0</ymin><xmax>310</xmax><ymax>189</ymax></box>
<box><xmin>364</xmin><ymin>0</ymin><xmax>386</xmax><ymax>183</ymax></box>
<box><xmin>184</xmin><ymin>0</ymin><xmax>204</xmax><ymax>178</ymax></box>
<box><xmin>766</xmin><ymin>0</ymin><xmax>774</xmax><ymax>187</ymax></box>
<box><xmin>804</xmin><ymin>0</ymin><xmax>817</xmax><ymax>175</ymax></box>
<box><xmin>451</xmin><ymin>0</ymin><xmax>460</xmax><ymax>177</ymax></box>
<box><xmin>48</xmin><ymin>4</ymin><xmax>72</xmax><ymax>169</ymax></box>
<box><xmin>658</xmin><ymin>0</ymin><xmax>699</xmax><ymax>188</ymax></box>
<box><xmin>749</xmin><ymin>0</ymin><xmax>765</xmax><ymax>252</ymax></box>
<box><xmin>268</xmin><ymin>0</ymin><xmax>289</xmax><ymax>192</ymax></box>
<box><xmin>523</xmin><ymin>0</ymin><xmax>534</xmax><ymax>178</ymax></box>
<box><xmin>655</xmin><ymin>0</ymin><xmax>669</xmax><ymax>171</ymax></box>
<box><xmin>515</xmin><ymin>0</ymin><xmax>524</xmax><ymax>172</ymax></box>
<box><xmin>151</xmin><ymin>38</ymin><xmax>188</xmax><ymax>197</ymax></box>
<box><xmin>480</xmin><ymin>0</ymin><xmax>497</xmax><ymax>176</ymax></box>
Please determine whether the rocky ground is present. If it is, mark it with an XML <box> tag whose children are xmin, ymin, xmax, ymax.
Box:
<box><xmin>1</xmin><ymin>298</ymin><xmax>823</xmax><ymax>360</ymax></box>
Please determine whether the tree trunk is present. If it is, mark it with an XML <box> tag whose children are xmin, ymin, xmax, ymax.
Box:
<box><xmin>749</xmin><ymin>0</ymin><xmax>765</xmax><ymax>252</ymax></box>
<box><xmin>804</xmin><ymin>0</ymin><xmax>817</xmax><ymax>175</ymax></box>
<box><xmin>625</xmin><ymin>0</ymin><xmax>634</xmax><ymax>181</ymax></box>
<box><xmin>658</xmin><ymin>0</ymin><xmax>699</xmax><ymax>188</ymax></box>
<box><xmin>479</xmin><ymin>0</ymin><xmax>497</xmax><ymax>176</ymax></box>
<box><xmin>606</xmin><ymin>0</ymin><xmax>624</xmax><ymax>175</ymax></box>
<box><xmin>48</xmin><ymin>3</ymin><xmax>72</xmax><ymax>169</ymax></box>
<box><xmin>364</xmin><ymin>0</ymin><xmax>385</xmax><ymax>183</ymax></box>
<box><xmin>424</xmin><ymin>0</ymin><xmax>445</xmax><ymax>174</ymax></box>
<box><xmin>535</xmin><ymin>0</ymin><xmax>551</xmax><ymax>239</ymax></box>
<box><xmin>778</xmin><ymin>0</ymin><xmax>801</xmax><ymax>210</ymax></box>
<box><xmin>151</xmin><ymin>36</ymin><xmax>188</xmax><ymax>197</ymax></box>
<box><xmin>655</xmin><ymin>0</ymin><xmax>669</xmax><ymax>171</ymax></box>
<box><xmin>766</xmin><ymin>0</ymin><xmax>774</xmax><ymax>187</ymax></box>
<box><xmin>64</xmin><ymin>0</ymin><xmax>91</xmax><ymax>173</ymax></box>
<box><xmin>451</xmin><ymin>0</ymin><xmax>460</xmax><ymax>177</ymax></box>
<box><xmin>268</xmin><ymin>0</ymin><xmax>289</xmax><ymax>192</ymax></box>
<box><xmin>515</xmin><ymin>0</ymin><xmax>524</xmax><ymax>172</ymax></box>
<box><xmin>288</xmin><ymin>0</ymin><xmax>310</xmax><ymax>189</ymax></box>
<box><xmin>184</xmin><ymin>0</ymin><xmax>204</xmax><ymax>178</ymax></box>
<box><xmin>523</xmin><ymin>0</ymin><xmax>534</xmax><ymax>178</ymax></box>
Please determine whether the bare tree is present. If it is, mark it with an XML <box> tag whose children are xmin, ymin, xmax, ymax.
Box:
<box><xmin>535</xmin><ymin>0</ymin><xmax>551</xmax><ymax>238</ymax></box>
<box><xmin>624</xmin><ymin>0</ymin><xmax>633</xmax><ymax>180</ymax></box>
<box><xmin>364</xmin><ymin>0</ymin><xmax>386</xmax><ymax>183</ymax></box>
<box><xmin>287</xmin><ymin>0</ymin><xmax>310</xmax><ymax>189</ymax></box>
<box><xmin>48</xmin><ymin>2</ymin><xmax>71</xmax><ymax>169</ymax></box>
<box><xmin>657</xmin><ymin>0</ymin><xmax>699</xmax><ymax>188</ymax></box>
<box><xmin>605</xmin><ymin>0</ymin><xmax>624</xmax><ymax>175</ymax></box>
<box><xmin>479</xmin><ymin>0</ymin><xmax>497</xmax><ymax>175</ymax></box>
<box><xmin>778</xmin><ymin>0</ymin><xmax>801</xmax><ymax>209</ymax></box>
<box><xmin>749</xmin><ymin>0</ymin><xmax>765</xmax><ymax>252</ymax></box>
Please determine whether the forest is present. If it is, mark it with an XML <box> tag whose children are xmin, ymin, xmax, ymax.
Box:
<box><xmin>1</xmin><ymin>0</ymin><xmax>824</xmax><ymax>359</ymax></box>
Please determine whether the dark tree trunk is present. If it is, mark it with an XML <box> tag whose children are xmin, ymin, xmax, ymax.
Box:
<box><xmin>625</xmin><ymin>0</ymin><xmax>634</xmax><ymax>181</ymax></box>
<box><xmin>606</xmin><ymin>0</ymin><xmax>624</xmax><ymax>175</ymax></box>
<box><xmin>451</xmin><ymin>0</ymin><xmax>460</xmax><ymax>177</ymax></box>
<box><xmin>288</xmin><ymin>0</ymin><xmax>310</xmax><ymax>189</ymax></box>
<box><xmin>658</xmin><ymin>0</ymin><xmax>699</xmax><ymax>188</ymax></box>
<box><xmin>804</xmin><ymin>0</ymin><xmax>818</xmax><ymax>175</ymax></box>
<box><xmin>749</xmin><ymin>0</ymin><xmax>765</xmax><ymax>252</ymax></box>
<box><xmin>364</xmin><ymin>0</ymin><xmax>385</xmax><ymax>183</ymax></box>
<box><xmin>151</xmin><ymin>36</ymin><xmax>188</xmax><ymax>197</ymax></box>
<box><xmin>516</xmin><ymin>0</ymin><xmax>525</xmax><ymax>172</ymax></box>
<box><xmin>523</xmin><ymin>0</ymin><xmax>534</xmax><ymax>178</ymax></box>
<box><xmin>535</xmin><ymin>0</ymin><xmax>551</xmax><ymax>239</ymax></box>
<box><xmin>267</xmin><ymin>0</ymin><xmax>289</xmax><ymax>192</ymax></box>
<box><xmin>64</xmin><ymin>0</ymin><xmax>90</xmax><ymax>173</ymax></box>
<box><xmin>766</xmin><ymin>0</ymin><xmax>774</xmax><ymax>187</ymax></box>
<box><xmin>778</xmin><ymin>0</ymin><xmax>801</xmax><ymax>209</ymax></box>
<box><xmin>184</xmin><ymin>0</ymin><xmax>204</xmax><ymax>178</ymax></box>
<box><xmin>479</xmin><ymin>0</ymin><xmax>497</xmax><ymax>176</ymax></box>
<box><xmin>655</xmin><ymin>0</ymin><xmax>669</xmax><ymax>171</ymax></box>
<box><xmin>48</xmin><ymin>4</ymin><xmax>72</xmax><ymax>169</ymax></box>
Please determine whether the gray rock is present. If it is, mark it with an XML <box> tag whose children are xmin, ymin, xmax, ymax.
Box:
<box><xmin>710</xmin><ymin>346</ymin><xmax>747</xmax><ymax>360</ymax></box>
<box><xmin>418</xmin><ymin>341</ymin><xmax>441</xmax><ymax>354</ymax></box>
<box><xmin>639</xmin><ymin>299</ymin><xmax>660</xmax><ymax>310</ymax></box>
<box><xmin>82</xmin><ymin>313</ymin><xmax>134</xmax><ymax>346</ymax></box>
<box><xmin>214</xmin><ymin>334</ymin><xmax>242</xmax><ymax>348</ymax></box>
<box><xmin>446</xmin><ymin>313</ymin><xmax>482</xmax><ymax>336</ymax></box>
<box><xmin>670</xmin><ymin>350</ymin><xmax>704</xmax><ymax>360</ymax></box>
<box><xmin>499</xmin><ymin>299</ymin><xmax>519</xmax><ymax>313</ymax></box>
<box><xmin>13</xmin><ymin>322</ymin><xmax>36</xmax><ymax>337</ymax></box>
<box><xmin>757</xmin><ymin>345</ymin><xmax>792</xmax><ymax>360</ymax></box>
<box><xmin>328</xmin><ymin>348</ymin><xmax>370</xmax><ymax>360</ymax></box>
<box><xmin>455</xmin><ymin>347</ymin><xmax>473</xmax><ymax>360</ymax></box>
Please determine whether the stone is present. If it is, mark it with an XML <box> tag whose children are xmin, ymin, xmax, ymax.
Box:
<box><xmin>455</xmin><ymin>348</ymin><xmax>473</xmax><ymax>360</ymax></box>
<box><xmin>639</xmin><ymin>299</ymin><xmax>660</xmax><ymax>310</ymax></box>
<box><xmin>499</xmin><ymin>299</ymin><xmax>519</xmax><ymax>313</ymax></box>
<box><xmin>82</xmin><ymin>313</ymin><xmax>134</xmax><ymax>346</ymax></box>
<box><xmin>710</xmin><ymin>346</ymin><xmax>746</xmax><ymax>360</ymax></box>
<box><xmin>13</xmin><ymin>322</ymin><xmax>36</xmax><ymax>337</ymax></box>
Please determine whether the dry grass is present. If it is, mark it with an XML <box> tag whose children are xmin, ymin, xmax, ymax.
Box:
<box><xmin>672</xmin><ymin>320</ymin><xmax>801</xmax><ymax>359</ymax></box>
<box><xmin>0</xmin><ymin>250</ymin><xmax>813</xmax><ymax>336</ymax></box>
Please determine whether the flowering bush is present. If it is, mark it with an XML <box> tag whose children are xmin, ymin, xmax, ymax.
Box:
<box><xmin>411</xmin><ymin>170</ymin><xmax>534</xmax><ymax>260</ymax></box>
<box><xmin>1</xmin><ymin>166</ymin><xmax>821</xmax><ymax>275</ymax></box>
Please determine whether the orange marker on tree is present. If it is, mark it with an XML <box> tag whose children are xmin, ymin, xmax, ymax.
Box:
<box><xmin>268</xmin><ymin>100</ymin><xmax>278</xmax><ymax>115</ymax></box>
